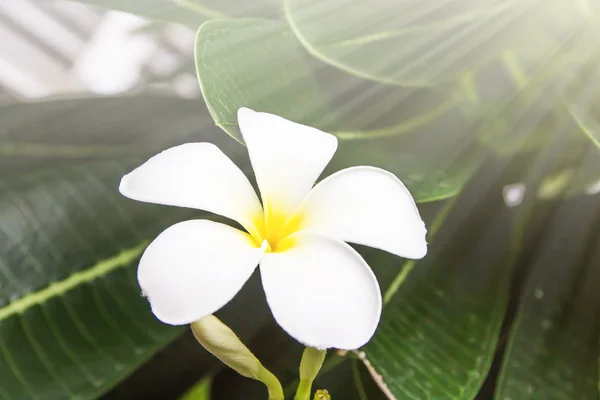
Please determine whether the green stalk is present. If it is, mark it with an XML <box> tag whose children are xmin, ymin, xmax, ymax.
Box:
<box><xmin>294</xmin><ymin>347</ymin><xmax>327</xmax><ymax>400</ymax></box>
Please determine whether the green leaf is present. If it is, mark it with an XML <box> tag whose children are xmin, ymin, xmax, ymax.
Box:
<box><xmin>0</xmin><ymin>95</ymin><xmax>263</xmax><ymax>399</ymax></box>
<box><xmin>496</xmin><ymin>194</ymin><xmax>600</xmax><ymax>399</ymax></box>
<box><xmin>323</xmin><ymin>141</ymin><xmax>469</xmax><ymax>203</ymax></box>
<box><xmin>195</xmin><ymin>18</ymin><xmax>470</xmax><ymax>202</ymax></box>
<box><xmin>284</xmin><ymin>0</ymin><xmax>590</xmax><ymax>86</ymax></box>
<box><xmin>473</xmin><ymin>43</ymin><xmax>594</xmax><ymax>156</ymax></box>
<box><xmin>360</xmin><ymin>168</ymin><xmax>515</xmax><ymax>399</ymax></box>
<box><xmin>195</xmin><ymin>18</ymin><xmax>336</xmax><ymax>141</ymax></box>
<box><xmin>0</xmin><ymin>94</ymin><xmax>217</xmax><ymax>178</ymax></box>
<box><xmin>0</xmin><ymin>162</ymin><xmax>192</xmax><ymax>400</ymax></box>
<box><xmin>194</xmin><ymin>18</ymin><xmax>457</xmax><ymax>141</ymax></box>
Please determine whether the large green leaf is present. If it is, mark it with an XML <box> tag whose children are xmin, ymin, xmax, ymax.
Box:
<box><xmin>0</xmin><ymin>95</ymin><xmax>214</xmax><ymax>178</ymax></box>
<box><xmin>0</xmin><ymin>95</ymin><xmax>268</xmax><ymax>399</ymax></box>
<box><xmin>194</xmin><ymin>18</ymin><xmax>457</xmax><ymax>140</ymax></box>
<box><xmin>472</xmin><ymin>22</ymin><xmax>600</xmax><ymax>157</ymax></box>
<box><xmin>495</xmin><ymin>193</ymin><xmax>600</xmax><ymax>399</ymax></box>
<box><xmin>360</xmin><ymin>162</ymin><xmax>515</xmax><ymax>399</ymax></box>
<box><xmin>0</xmin><ymin>162</ymin><xmax>191</xmax><ymax>400</ymax></box>
<box><xmin>323</xmin><ymin>140</ymin><xmax>471</xmax><ymax>203</ymax></box>
<box><xmin>284</xmin><ymin>0</ymin><xmax>592</xmax><ymax>86</ymax></box>
<box><xmin>194</xmin><ymin>18</ymin><xmax>469</xmax><ymax>202</ymax></box>
<box><xmin>195</xmin><ymin>18</ymin><xmax>335</xmax><ymax>140</ymax></box>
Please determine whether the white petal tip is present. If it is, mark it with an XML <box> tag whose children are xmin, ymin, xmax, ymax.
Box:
<box><xmin>407</xmin><ymin>231</ymin><xmax>428</xmax><ymax>259</ymax></box>
<box><xmin>118</xmin><ymin>173</ymin><xmax>132</xmax><ymax>197</ymax></box>
<box><xmin>237</xmin><ymin>107</ymin><xmax>254</xmax><ymax>119</ymax></box>
<box><xmin>413</xmin><ymin>244</ymin><xmax>428</xmax><ymax>259</ymax></box>
<box><xmin>150</xmin><ymin>308</ymin><xmax>198</xmax><ymax>326</ymax></box>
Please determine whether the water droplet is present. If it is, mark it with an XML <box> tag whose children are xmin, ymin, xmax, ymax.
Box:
<box><xmin>534</xmin><ymin>288</ymin><xmax>544</xmax><ymax>299</ymax></box>
<box><xmin>503</xmin><ymin>183</ymin><xmax>525</xmax><ymax>207</ymax></box>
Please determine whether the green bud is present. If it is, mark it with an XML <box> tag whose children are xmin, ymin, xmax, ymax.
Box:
<box><xmin>190</xmin><ymin>315</ymin><xmax>284</xmax><ymax>400</ymax></box>
<box><xmin>190</xmin><ymin>315</ymin><xmax>261</xmax><ymax>379</ymax></box>
<box><xmin>299</xmin><ymin>347</ymin><xmax>327</xmax><ymax>382</ymax></box>
<box><xmin>294</xmin><ymin>347</ymin><xmax>327</xmax><ymax>400</ymax></box>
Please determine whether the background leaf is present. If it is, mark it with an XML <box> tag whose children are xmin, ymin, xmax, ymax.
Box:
<box><xmin>361</xmin><ymin>158</ymin><xmax>516</xmax><ymax>399</ymax></box>
<box><xmin>0</xmin><ymin>95</ymin><xmax>214</xmax><ymax>178</ymax></box>
<box><xmin>194</xmin><ymin>18</ymin><xmax>474</xmax><ymax>202</ymax></box>
<box><xmin>0</xmin><ymin>95</ymin><xmax>269</xmax><ymax>399</ymax></box>
<box><xmin>284</xmin><ymin>0</ymin><xmax>592</xmax><ymax>86</ymax></box>
<box><xmin>495</xmin><ymin>190</ymin><xmax>600</xmax><ymax>399</ymax></box>
<box><xmin>194</xmin><ymin>18</ymin><xmax>457</xmax><ymax>141</ymax></box>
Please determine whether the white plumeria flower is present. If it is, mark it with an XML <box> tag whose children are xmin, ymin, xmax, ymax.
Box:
<box><xmin>119</xmin><ymin>108</ymin><xmax>427</xmax><ymax>350</ymax></box>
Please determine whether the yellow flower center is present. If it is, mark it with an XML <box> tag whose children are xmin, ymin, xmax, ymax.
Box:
<box><xmin>251</xmin><ymin>201</ymin><xmax>302</xmax><ymax>252</ymax></box>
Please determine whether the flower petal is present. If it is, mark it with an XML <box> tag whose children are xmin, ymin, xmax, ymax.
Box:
<box><xmin>296</xmin><ymin>166</ymin><xmax>427</xmax><ymax>259</ymax></box>
<box><xmin>138</xmin><ymin>220</ymin><xmax>266</xmax><ymax>325</ymax></box>
<box><xmin>260</xmin><ymin>233</ymin><xmax>381</xmax><ymax>350</ymax></box>
<box><xmin>120</xmin><ymin>143</ymin><xmax>262</xmax><ymax>235</ymax></box>
<box><xmin>237</xmin><ymin>107</ymin><xmax>338</xmax><ymax>217</ymax></box>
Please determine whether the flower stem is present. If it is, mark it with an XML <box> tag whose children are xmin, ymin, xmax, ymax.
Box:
<box><xmin>294</xmin><ymin>347</ymin><xmax>327</xmax><ymax>400</ymax></box>
<box><xmin>256</xmin><ymin>366</ymin><xmax>285</xmax><ymax>400</ymax></box>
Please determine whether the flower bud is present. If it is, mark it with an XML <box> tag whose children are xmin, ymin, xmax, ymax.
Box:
<box><xmin>190</xmin><ymin>315</ymin><xmax>261</xmax><ymax>379</ymax></box>
<box><xmin>190</xmin><ymin>315</ymin><xmax>285</xmax><ymax>400</ymax></box>
<box><xmin>299</xmin><ymin>347</ymin><xmax>327</xmax><ymax>382</ymax></box>
<box><xmin>314</xmin><ymin>389</ymin><xmax>331</xmax><ymax>400</ymax></box>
